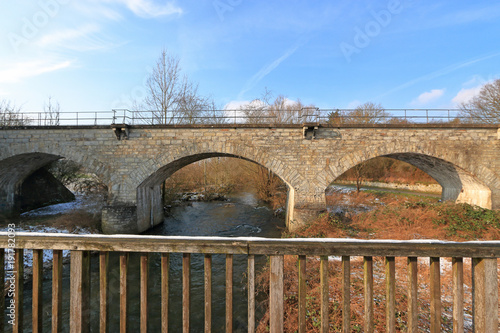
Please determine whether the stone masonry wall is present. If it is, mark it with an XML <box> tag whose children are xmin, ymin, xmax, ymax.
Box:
<box><xmin>1</xmin><ymin>125</ymin><xmax>498</xmax><ymax>233</ymax></box>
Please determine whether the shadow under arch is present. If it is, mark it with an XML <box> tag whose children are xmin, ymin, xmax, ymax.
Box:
<box><xmin>135</xmin><ymin>152</ymin><xmax>293</xmax><ymax>233</ymax></box>
<box><xmin>331</xmin><ymin>151</ymin><xmax>492</xmax><ymax>209</ymax></box>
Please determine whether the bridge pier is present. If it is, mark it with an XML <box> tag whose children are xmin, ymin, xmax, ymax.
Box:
<box><xmin>286</xmin><ymin>188</ymin><xmax>327</xmax><ymax>232</ymax></box>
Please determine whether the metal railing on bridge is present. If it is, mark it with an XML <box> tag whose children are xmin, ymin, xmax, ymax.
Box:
<box><xmin>0</xmin><ymin>109</ymin><xmax>496</xmax><ymax>127</ymax></box>
<box><xmin>0</xmin><ymin>232</ymin><xmax>498</xmax><ymax>332</ymax></box>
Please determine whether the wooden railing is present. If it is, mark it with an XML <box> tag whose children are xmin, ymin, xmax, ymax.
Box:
<box><xmin>0</xmin><ymin>232</ymin><xmax>498</xmax><ymax>332</ymax></box>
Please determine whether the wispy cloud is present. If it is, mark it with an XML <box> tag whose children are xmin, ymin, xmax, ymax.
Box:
<box><xmin>36</xmin><ymin>24</ymin><xmax>117</xmax><ymax>52</ymax></box>
<box><xmin>377</xmin><ymin>52</ymin><xmax>500</xmax><ymax>99</ymax></box>
<box><xmin>411</xmin><ymin>89</ymin><xmax>445</xmax><ymax>105</ymax></box>
<box><xmin>238</xmin><ymin>42</ymin><xmax>302</xmax><ymax>100</ymax></box>
<box><xmin>110</xmin><ymin>0</ymin><xmax>183</xmax><ymax>18</ymax></box>
<box><xmin>0</xmin><ymin>59</ymin><xmax>73</xmax><ymax>84</ymax></box>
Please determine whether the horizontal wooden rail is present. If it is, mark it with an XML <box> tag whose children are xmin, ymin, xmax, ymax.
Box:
<box><xmin>0</xmin><ymin>232</ymin><xmax>498</xmax><ymax>333</ymax></box>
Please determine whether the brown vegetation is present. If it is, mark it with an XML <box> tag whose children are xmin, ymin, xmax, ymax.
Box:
<box><xmin>257</xmin><ymin>190</ymin><xmax>500</xmax><ymax>332</ymax></box>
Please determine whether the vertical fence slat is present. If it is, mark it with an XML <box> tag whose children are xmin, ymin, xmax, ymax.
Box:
<box><xmin>0</xmin><ymin>249</ymin><xmax>4</xmax><ymax>333</ymax></box>
<box><xmin>269</xmin><ymin>255</ymin><xmax>284</xmax><ymax>333</ymax></box>
<box><xmin>161</xmin><ymin>253</ymin><xmax>170</xmax><ymax>333</ymax></box>
<box><xmin>99</xmin><ymin>252</ymin><xmax>109</xmax><ymax>333</ymax></box>
<box><xmin>120</xmin><ymin>252</ymin><xmax>129</xmax><ymax>333</ymax></box>
<box><xmin>472</xmin><ymin>258</ymin><xmax>484</xmax><ymax>332</ymax></box>
<box><xmin>52</xmin><ymin>250</ymin><xmax>63</xmax><ymax>333</ymax></box>
<box><xmin>183</xmin><ymin>253</ymin><xmax>191</xmax><ymax>333</ymax></box>
<box><xmin>140</xmin><ymin>253</ymin><xmax>149</xmax><ymax>333</ymax></box>
<box><xmin>205</xmin><ymin>254</ymin><xmax>212</xmax><ymax>333</ymax></box>
<box><xmin>320</xmin><ymin>255</ymin><xmax>329</xmax><ymax>333</ymax></box>
<box><xmin>430</xmin><ymin>257</ymin><xmax>441</xmax><ymax>333</ymax></box>
<box><xmin>226</xmin><ymin>254</ymin><xmax>233</xmax><ymax>333</ymax></box>
<box><xmin>298</xmin><ymin>255</ymin><xmax>306</xmax><ymax>333</ymax></box>
<box><xmin>342</xmin><ymin>256</ymin><xmax>350</xmax><ymax>333</ymax></box>
<box><xmin>248</xmin><ymin>255</ymin><xmax>255</xmax><ymax>333</ymax></box>
<box><xmin>364</xmin><ymin>256</ymin><xmax>374</xmax><ymax>333</ymax></box>
<box><xmin>407</xmin><ymin>257</ymin><xmax>418</xmax><ymax>333</ymax></box>
<box><xmin>70</xmin><ymin>250</ymin><xmax>90</xmax><ymax>333</ymax></box>
<box><xmin>13</xmin><ymin>249</ymin><xmax>24</xmax><ymax>333</ymax></box>
<box><xmin>32</xmin><ymin>249</ymin><xmax>43</xmax><ymax>333</ymax></box>
<box><xmin>452</xmin><ymin>257</ymin><xmax>464</xmax><ymax>333</ymax></box>
<box><xmin>484</xmin><ymin>258</ymin><xmax>498</xmax><ymax>332</ymax></box>
<box><xmin>385</xmin><ymin>257</ymin><xmax>395</xmax><ymax>333</ymax></box>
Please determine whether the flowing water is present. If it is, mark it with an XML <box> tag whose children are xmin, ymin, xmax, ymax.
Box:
<box><xmin>11</xmin><ymin>191</ymin><xmax>284</xmax><ymax>332</ymax></box>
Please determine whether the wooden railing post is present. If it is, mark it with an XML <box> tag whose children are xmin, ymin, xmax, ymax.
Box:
<box><xmin>320</xmin><ymin>256</ymin><xmax>329</xmax><ymax>333</ymax></box>
<box><xmin>119</xmin><ymin>252</ymin><xmax>129</xmax><ymax>333</ymax></box>
<box><xmin>342</xmin><ymin>256</ymin><xmax>350</xmax><ymax>333</ymax></box>
<box><xmin>32</xmin><ymin>249</ymin><xmax>43</xmax><ymax>333</ymax></box>
<box><xmin>473</xmin><ymin>258</ymin><xmax>498</xmax><ymax>332</ymax></box>
<box><xmin>13</xmin><ymin>249</ymin><xmax>24</xmax><ymax>333</ymax></box>
<box><xmin>0</xmin><ymin>249</ymin><xmax>4</xmax><ymax>333</ymax></box>
<box><xmin>452</xmin><ymin>257</ymin><xmax>463</xmax><ymax>333</ymax></box>
<box><xmin>53</xmin><ymin>250</ymin><xmax>63</xmax><ymax>333</ymax></box>
<box><xmin>70</xmin><ymin>250</ymin><xmax>90</xmax><ymax>333</ymax></box>
<box><xmin>183</xmin><ymin>253</ymin><xmax>191</xmax><ymax>333</ymax></box>
<box><xmin>204</xmin><ymin>254</ymin><xmax>212</xmax><ymax>333</ymax></box>
<box><xmin>407</xmin><ymin>257</ymin><xmax>418</xmax><ymax>333</ymax></box>
<box><xmin>161</xmin><ymin>253</ymin><xmax>170</xmax><ymax>333</ymax></box>
<box><xmin>269</xmin><ymin>255</ymin><xmax>284</xmax><ymax>333</ymax></box>
<box><xmin>385</xmin><ymin>257</ymin><xmax>396</xmax><ymax>333</ymax></box>
<box><xmin>140</xmin><ymin>253</ymin><xmax>149</xmax><ymax>333</ymax></box>
<box><xmin>298</xmin><ymin>255</ymin><xmax>306</xmax><ymax>333</ymax></box>
<box><xmin>248</xmin><ymin>255</ymin><xmax>255</xmax><ymax>333</ymax></box>
<box><xmin>99</xmin><ymin>251</ymin><xmax>109</xmax><ymax>333</ymax></box>
<box><xmin>430</xmin><ymin>257</ymin><xmax>441</xmax><ymax>333</ymax></box>
<box><xmin>364</xmin><ymin>256</ymin><xmax>374</xmax><ymax>333</ymax></box>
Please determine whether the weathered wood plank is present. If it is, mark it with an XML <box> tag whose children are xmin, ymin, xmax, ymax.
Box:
<box><xmin>205</xmin><ymin>254</ymin><xmax>212</xmax><ymax>333</ymax></box>
<box><xmin>483</xmin><ymin>258</ymin><xmax>498</xmax><ymax>332</ymax></box>
<box><xmin>248</xmin><ymin>255</ymin><xmax>255</xmax><ymax>333</ymax></box>
<box><xmin>320</xmin><ymin>256</ymin><xmax>329</xmax><ymax>333</ymax></box>
<box><xmin>364</xmin><ymin>256</ymin><xmax>374</xmax><ymax>333</ymax></box>
<box><xmin>385</xmin><ymin>257</ymin><xmax>395</xmax><ymax>333</ymax></box>
<box><xmin>161</xmin><ymin>253</ymin><xmax>170</xmax><ymax>333</ymax></box>
<box><xmin>226</xmin><ymin>254</ymin><xmax>233</xmax><ymax>333</ymax></box>
<box><xmin>120</xmin><ymin>252</ymin><xmax>129</xmax><ymax>333</ymax></box>
<box><xmin>452</xmin><ymin>257</ymin><xmax>463</xmax><ymax>333</ymax></box>
<box><xmin>269</xmin><ymin>255</ymin><xmax>284</xmax><ymax>333</ymax></box>
<box><xmin>183</xmin><ymin>253</ymin><xmax>191</xmax><ymax>333</ymax></box>
<box><xmin>298</xmin><ymin>255</ymin><xmax>306</xmax><ymax>333</ymax></box>
<box><xmin>52</xmin><ymin>250</ymin><xmax>63</xmax><ymax>333</ymax></box>
<box><xmin>342</xmin><ymin>256</ymin><xmax>350</xmax><ymax>333</ymax></box>
<box><xmin>32</xmin><ymin>249</ymin><xmax>43</xmax><ymax>333</ymax></box>
<box><xmin>13</xmin><ymin>248</ymin><xmax>24</xmax><ymax>333</ymax></box>
<box><xmin>140</xmin><ymin>253</ymin><xmax>149</xmax><ymax>333</ymax></box>
<box><xmin>70</xmin><ymin>250</ymin><xmax>90</xmax><ymax>333</ymax></box>
<box><xmin>99</xmin><ymin>251</ymin><xmax>109</xmax><ymax>333</ymax></box>
<box><xmin>430</xmin><ymin>257</ymin><xmax>441</xmax><ymax>333</ymax></box>
<box><xmin>407</xmin><ymin>257</ymin><xmax>418</xmax><ymax>333</ymax></box>
<box><xmin>3</xmin><ymin>232</ymin><xmax>500</xmax><ymax>258</ymax></box>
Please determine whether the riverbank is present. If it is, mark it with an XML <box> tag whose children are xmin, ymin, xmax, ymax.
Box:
<box><xmin>333</xmin><ymin>180</ymin><xmax>442</xmax><ymax>194</ymax></box>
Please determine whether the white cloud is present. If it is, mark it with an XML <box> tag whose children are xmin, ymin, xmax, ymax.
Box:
<box><xmin>412</xmin><ymin>89</ymin><xmax>445</xmax><ymax>105</ymax></box>
<box><xmin>111</xmin><ymin>0</ymin><xmax>183</xmax><ymax>18</ymax></box>
<box><xmin>37</xmin><ymin>24</ymin><xmax>109</xmax><ymax>51</ymax></box>
<box><xmin>451</xmin><ymin>85</ymin><xmax>482</xmax><ymax>105</ymax></box>
<box><xmin>0</xmin><ymin>59</ymin><xmax>72</xmax><ymax>84</ymax></box>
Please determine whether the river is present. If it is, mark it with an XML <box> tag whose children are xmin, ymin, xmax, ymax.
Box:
<box><xmin>12</xmin><ymin>191</ymin><xmax>284</xmax><ymax>332</ymax></box>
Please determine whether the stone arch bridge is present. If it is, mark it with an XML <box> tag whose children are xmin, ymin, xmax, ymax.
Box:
<box><xmin>1</xmin><ymin>124</ymin><xmax>499</xmax><ymax>233</ymax></box>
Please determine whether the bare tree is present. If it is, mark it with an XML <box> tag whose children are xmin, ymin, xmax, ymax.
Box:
<box><xmin>0</xmin><ymin>100</ymin><xmax>29</xmax><ymax>126</ymax></box>
<box><xmin>345</xmin><ymin>102</ymin><xmax>390</xmax><ymax>124</ymax></box>
<box><xmin>43</xmin><ymin>96</ymin><xmax>60</xmax><ymax>125</ymax></box>
<box><xmin>137</xmin><ymin>49</ymin><xmax>216</xmax><ymax>125</ymax></box>
<box><xmin>458</xmin><ymin>79</ymin><xmax>500</xmax><ymax>124</ymax></box>
<box><xmin>241</xmin><ymin>88</ymin><xmax>319</xmax><ymax>124</ymax></box>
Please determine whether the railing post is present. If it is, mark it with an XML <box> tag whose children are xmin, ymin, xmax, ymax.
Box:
<box><xmin>52</xmin><ymin>250</ymin><xmax>63</xmax><ymax>332</ymax></box>
<box><xmin>269</xmin><ymin>255</ymin><xmax>284</xmax><ymax>333</ymax></box>
<box><xmin>226</xmin><ymin>254</ymin><xmax>233</xmax><ymax>333</ymax></box>
<box><xmin>120</xmin><ymin>252</ymin><xmax>129</xmax><ymax>333</ymax></box>
<box><xmin>320</xmin><ymin>256</ymin><xmax>329</xmax><ymax>333</ymax></box>
<box><xmin>70</xmin><ymin>250</ymin><xmax>90</xmax><ymax>333</ymax></box>
<box><xmin>32</xmin><ymin>249</ymin><xmax>43</xmax><ymax>333</ymax></box>
<box><xmin>407</xmin><ymin>257</ymin><xmax>418</xmax><ymax>333</ymax></box>
<box><xmin>342</xmin><ymin>256</ymin><xmax>350</xmax><ymax>333</ymax></box>
<box><xmin>13</xmin><ymin>249</ymin><xmax>24</xmax><ymax>333</ymax></box>
<box><xmin>430</xmin><ymin>257</ymin><xmax>441</xmax><ymax>333</ymax></box>
<box><xmin>99</xmin><ymin>252</ymin><xmax>109</xmax><ymax>333</ymax></box>
<box><xmin>386</xmin><ymin>256</ymin><xmax>396</xmax><ymax>333</ymax></box>
<box><xmin>161</xmin><ymin>253</ymin><xmax>170</xmax><ymax>333</ymax></box>
<box><xmin>183</xmin><ymin>253</ymin><xmax>191</xmax><ymax>333</ymax></box>
<box><xmin>140</xmin><ymin>253</ymin><xmax>149</xmax><ymax>333</ymax></box>
<box><xmin>248</xmin><ymin>255</ymin><xmax>255</xmax><ymax>333</ymax></box>
<box><xmin>473</xmin><ymin>258</ymin><xmax>498</xmax><ymax>332</ymax></box>
<box><xmin>452</xmin><ymin>257</ymin><xmax>464</xmax><ymax>333</ymax></box>
<box><xmin>298</xmin><ymin>255</ymin><xmax>306</xmax><ymax>333</ymax></box>
<box><xmin>0</xmin><ymin>249</ymin><xmax>4</xmax><ymax>333</ymax></box>
<box><xmin>364</xmin><ymin>256</ymin><xmax>374</xmax><ymax>333</ymax></box>
<box><xmin>205</xmin><ymin>254</ymin><xmax>212</xmax><ymax>333</ymax></box>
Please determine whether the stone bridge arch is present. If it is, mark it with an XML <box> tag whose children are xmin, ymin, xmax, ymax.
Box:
<box><xmin>0</xmin><ymin>144</ymin><xmax>113</xmax><ymax>219</ymax></box>
<box><xmin>103</xmin><ymin>142</ymin><xmax>310</xmax><ymax>233</ymax></box>
<box><xmin>320</xmin><ymin>141</ymin><xmax>500</xmax><ymax>209</ymax></box>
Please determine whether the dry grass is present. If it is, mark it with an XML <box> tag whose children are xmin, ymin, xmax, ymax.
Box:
<box><xmin>49</xmin><ymin>210</ymin><xmax>101</xmax><ymax>232</ymax></box>
<box><xmin>257</xmin><ymin>191</ymin><xmax>500</xmax><ymax>332</ymax></box>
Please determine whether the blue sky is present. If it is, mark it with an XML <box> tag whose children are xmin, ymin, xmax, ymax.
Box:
<box><xmin>1</xmin><ymin>0</ymin><xmax>499</xmax><ymax>112</ymax></box>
